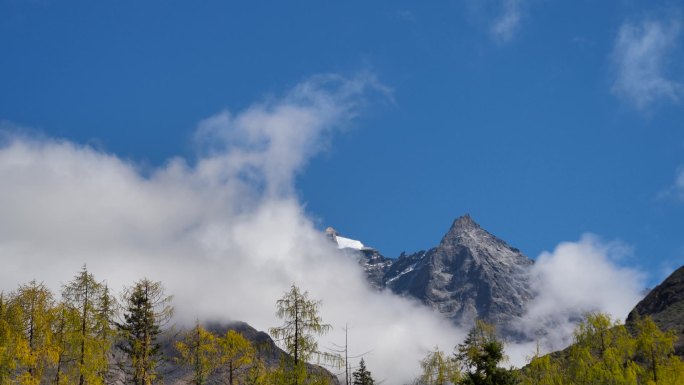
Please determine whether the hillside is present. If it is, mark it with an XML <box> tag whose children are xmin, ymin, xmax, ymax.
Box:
<box><xmin>627</xmin><ymin>266</ymin><xmax>684</xmax><ymax>357</ymax></box>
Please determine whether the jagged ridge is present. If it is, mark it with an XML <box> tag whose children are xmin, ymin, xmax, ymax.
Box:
<box><xmin>331</xmin><ymin>214</ymin><xmax>535</xmax><ymax>334</ymax></box>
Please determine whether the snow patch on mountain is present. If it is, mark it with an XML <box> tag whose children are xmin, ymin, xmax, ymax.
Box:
<box><xmin>325</xmin><ymin>226</ymin><xmax>368</xmax><ymax>250</ymax></box>
<box><xmin>327</xmin><ymin>215</ymin><xmax>536</xmax><ymax>340</ymax></box>
<box><xmin>335</xmin><ymin>235</ymin><xmax>365</xmax><ymax>250</ymax></box>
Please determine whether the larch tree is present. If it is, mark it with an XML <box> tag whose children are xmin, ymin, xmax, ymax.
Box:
<box><xmin>568</xmin><ymin>312</ymin><xmax>638</xmax><ymax>385</ymax></box>
<box><xmin>269</xmin><ymin>284</ymin><xmax>338</xmax><ymax>385</ymax></box>
<box><xmin>519</xmin><ymin>344</ymin><xmax>565</xmax><ymax>385</ymax></box>
<box><xmin>62</xmin><ymin>266</ymin><xmax>113</xmax><ymax>385</ymax></box>
<box><xmin>0</xmin><ymin>292</ymin><xmax>29</xmax><ymax>385</ymax></box>
<box><xmin>95</xmin><ymin>284</ymin><xmax>117</xmax><ymax>384</ymax></box>
<box><xmin>52</xmin><ymin>301</ymin><xmax>79</xmax><ymax>385</ymax></box>
<box><xmin>218</xmin><ymin>330</ymin><xmax>255</xmax><ymax>385</ymax></box>
<box><xmin>419</xmin><ymin>348</ymin><xmax>459</xmax><ymax>385</ymax></box>
<box><xmin>118</xmin><ymin>278</ymin><xmax>173</xmax><ymax>385</ymax></box>
<box><xmin>13</xmin><ymin>280</ymin><xmax>57</xmax><ymax>385</ymax></box>
<box><xmin>633</xmin><ymin>315</ymin><xmax>680</xmax><ymax>385</ymax></box>
<box><xmin>519</xmin><ymin>312</ymin><xmax>684</xmax><ymax>385</ymax></box>
<box><xmin>175</xmin><ymin>322</ymin><xmax>219</xmax><ymax>385</ymax></box>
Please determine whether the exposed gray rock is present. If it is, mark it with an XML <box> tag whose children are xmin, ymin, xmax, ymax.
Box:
<box><xmin>331</xmin><ymin>214</ymin><xmax>535</xmax><ymax>337</ymax></box>
<box><xmin>327</xmin><ymin>227</ymin><xmax>393</xmax><ymax>290</ymax></box>
<box><xmin>387</xmin><ymin>215</ymin><xmax>535</xmax><ymax>334</ymax></box>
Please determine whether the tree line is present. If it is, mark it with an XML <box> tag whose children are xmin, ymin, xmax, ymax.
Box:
<box><xmin>0</xmin><ymin>267</ymin><xmax>178</xmax><ymax>385</ymax></box>
<box><xmin>3</xmin><ymin>267</ymin><xmax>683</xmax><ymax>385</ymax></box>
<box><xmin>412</xmin><ymin>313</ymin><xmax>684</xmax><ymax>385</ymax></box>
<box><xmin>0</xmin><ymin>268</ymin><xmax>366</xmax><ymax>385</ymax></box>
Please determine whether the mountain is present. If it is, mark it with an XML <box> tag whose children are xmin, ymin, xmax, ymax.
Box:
<box><xmin>626</xmin><ymin>265</ymin><xmax>684</xmax><ymax>357</ymax></box>
<box><xmin>327</xmin><ymin>227</ymin><xmax>393</xmax><ymax>289</ymax></box>
<box><xmin>147</xmin><ymin>321</ymin><xmax>340</xmax><ymax>385</ymax></box>
<box><xmin>331</xmin><ymin>214</ymin><xmax>535</xmax><ymax>334</ymax></box>
<box><xmin>387</xmin><ymin>215</ymin><xmax>535</xmax><ymax>330</ymax></box>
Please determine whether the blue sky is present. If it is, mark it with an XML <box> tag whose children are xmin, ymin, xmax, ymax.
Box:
<box><xmin>1</xmin><ymin>0</ymin><xmax>683</xmax><ymax>286</ymax></box>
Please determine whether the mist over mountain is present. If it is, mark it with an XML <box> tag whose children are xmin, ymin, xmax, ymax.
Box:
<box><xmin>154</xmin><ymin>322</ymin><xmax>340</xmax><ymax>385</ymax></box>
<box><xmin>329</xmin><ymin>214</ymin><xmax>647</xmax><ymax>349</ymax></box>
<box><xmin>330</xmin><ymin>215</ymin><xmax>533</xmax><ymax>333</ymax></box>
<box><xmin>0</xmin><ymin>75</ymin><xmax>650</xmax><ymax>382</ymax></box>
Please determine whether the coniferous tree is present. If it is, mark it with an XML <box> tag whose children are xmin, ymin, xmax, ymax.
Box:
<box><xmin>351</xmin><ymin>358</ymin><xmax>374</xmax><ymax>385</ymax></box>
<box><xmin>62</xmin><ymin>266</ymin><xmax>114</xmax><ymax>385</ymax></box>
<box><xmin>519</xmin><ymin>312</ymin><xmax>684</xmax><ymax>385</ymax></box>
<box><xmin>418</xmin><ymin>348</ymin><xmax>459</xmax><ymax>385</ymax></box>
<box><xmin>175</xmin><ymin>322</ymin><xmax>219</xmax><ymax>385</ymax></box>
<box><xmin>567</xmin><ymin>312</ymin><xmax>638</xmax><ymax>385</ymax></box>
<box><xmin>95</xmin><ymin>284</ymin><xmax>117</xmax><ymax>384</ymax></box>
<box><xmin>269</xmin><ymin>284</ymin><xmax>338</xmax><ymax>385</ymax></box>
<box><xmin>0</xmin><ymin>292</ymin><xmax>29</xmax><ymax>385</ymax></box>
<box><xmin>118</xmin><ymin>278</ymin><xmax>173</xmax><ymax>385</ymax></box>
<box><xmin>519</xmin><ymin>344</ymin><xmax>564</xmax><ymax>385</ymax></box>
<box><xmin>218</xmin><ymin>330</ymin><xmax>255</xmax><ymax>385</ymax></box>
<box><xmin>455</xmin><ymin>320</ymin><xmax>516</xmax><ymax>385</ymax></box>
<box><xmin>13</xmin><ymin>280</ymin><xmax>57</xmax><ymax>385</ymax></box>
<box><xmin>633</xmin><ymin>315</ymin><xmax>678</xmax><ymax>385</ymax></box>
<box><xmin>52</xmin><ymin>302</ymin><xmax>79</xmax><ymax>385</ymax></box>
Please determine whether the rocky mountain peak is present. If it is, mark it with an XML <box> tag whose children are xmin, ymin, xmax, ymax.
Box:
<box><xmin>441</xmin><ymin>214</ymin><xmax>486</xmax><ymax>247</ymax></box>
<box><xmin>450</xmin><ymin>213</ymin><xmax>478</xmax><ymax>230</ymax></box>
<box><xmin>438</xmin><ymin>214</ymin><xmax>527</xmax><ymax>267</ymax></box>
<box><xmin>329</xmin><ymin>214</ymin><xmax>535</xmax><ymax>337</ymax></box>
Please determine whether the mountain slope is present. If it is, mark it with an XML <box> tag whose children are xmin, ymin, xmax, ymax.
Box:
<box><xmin>331</xmin><ymin>214</ymin><xmax>535</xmax><ymax>334</ymax></box>
<box><xmin>327</xmin><ymin>227</ymin><xmax>393</xmax><ymax>289</ymax></box>
<box><xmin>626</xmin><ymin>265</ymin><xmax>684</xmax><ymax>357</ymax></box>
<box><xmin>386</xmin><ymin>215</ymin><xmax>535</xmax><ymax>330</ymax></box>
<box><xmin>152</xmin><ymin>321</ymin><xmax>340</xmax><ymax>385</ymax></box>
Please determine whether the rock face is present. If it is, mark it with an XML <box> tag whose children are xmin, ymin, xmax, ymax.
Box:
<box><xmin>388</xmin><ymin>215</ymin><xmax>535</xmax><ymax>329</ymax></box>
<box><xmin>150</xmin><ymin>321</ymin><xmax>340</xmax><ymax>385</ymax></box>
<box><xmin>626</xmin><ymin>265</ymin><xmax>684</xmax><ymax>357</ymax></box>
<box><xmin>332</xmin><ymin>214</ymin><xmax>535</xmax><ymax>334</ymax></box>
<box><xmin>327</xmin><ymin>226</ymin><xmax>393</xmax><ymax>289</ymax></box>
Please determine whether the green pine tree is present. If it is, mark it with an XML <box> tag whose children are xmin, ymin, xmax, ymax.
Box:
<box><xmin>352</xmin><ymin>358</ymin><xmax>374</xmax><ymax>385</ymax></box>
<box><xmin>455</xmin><ymin>320</ymin><xmax>517</xmax><ymax>385</ymax></box>
<box><xmin>118</xmin><ymin>278</ymin><xmax>173</xmax><ymax>385</ymax></box>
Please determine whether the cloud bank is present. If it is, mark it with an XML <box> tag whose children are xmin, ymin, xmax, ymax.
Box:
<box><xmin>506</xmin><ymin>235</ymin><xmax>644</xmax><ymax>365</ymax></box>
<box><xmin>0</xmin><ymin>73</ymin><xmax>646</xmax><ymax>381</ymax></box>
<box><xmin>0</xmin><ymin>74</ymin><xmax>462</xmax><ymax>384</ymax></box>
<box><xmin>611</xmin><ymin>15</ymin><xmax>683</xmax><ymax>109</ymax></box>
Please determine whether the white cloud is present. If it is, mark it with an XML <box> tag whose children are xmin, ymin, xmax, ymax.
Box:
<box><xmin>508</xmin><ymin>235</ymin><xmax>644</xmax><ymax>365</ymax></box>
<box><xmin>491</xmin><ymin>0</ymin><xmax>524</xmax><ymax>43</ymax></box>
<box><xmin>0</xmin><ymin>74</ymin><xmax>458</xmax><ymax>385</ymax></box>
<box><xmin>0</xmin><ymin>73</ymin><xmax>652</xmax><ymax>380</ymax></box>
<box><xmin>611</xmin><ymin>17</ymin><xmax>683</xmax><ymax>109</ymax></box>
<box><xmin>657</xmin><ymin>166</ymin><xmax>684</xmax><ymax>202</ymax></box>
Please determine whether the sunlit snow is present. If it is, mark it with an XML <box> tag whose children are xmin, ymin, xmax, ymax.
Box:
<box><xmin>335</xmin><ymin>235</ymin><xmax>365</xmax><ymax>250</ymax></box>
